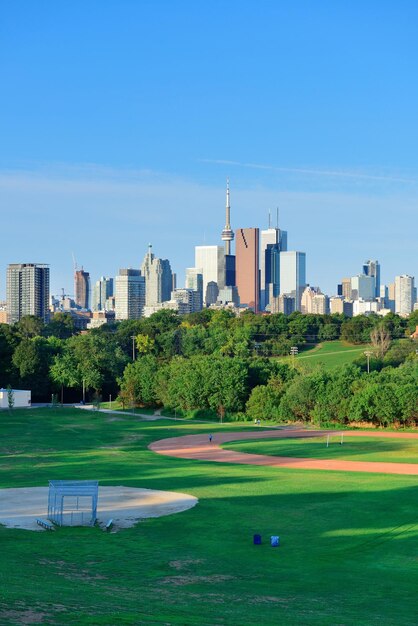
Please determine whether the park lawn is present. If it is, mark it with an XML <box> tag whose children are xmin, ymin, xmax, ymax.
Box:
<box><xmin>0</xmin><ymin>408</ymin><xmax>417</xmax><ymax>625</ymax></box>
<box><xmin>225</xmin><ymin>436</ymin><xmax>418</xmax><ymax>464</ymax></box>
<box><xmin>295</xmin><ymin>340</ymin><xmax>371</xmax><ymax>370</ymax></box>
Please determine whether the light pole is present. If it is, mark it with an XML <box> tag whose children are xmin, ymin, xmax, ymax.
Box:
<box><xmin>364</xmin><ymin>350</ymin><xmax>373</xmax><ymax>374</ymax></box>
<box><xmin>290</xmin><ymin>346</ymin><xmax>298</xmax><ymax>366</ymax></box>
<box><xmin>131</xmin><ymin>335</ymin><xmax>136</xmax><ymax>361</ymax></box>
<box><xmin>82</xmin><ymin>379</ymin><xmax>85</xmax><ymax>404</ymax></box>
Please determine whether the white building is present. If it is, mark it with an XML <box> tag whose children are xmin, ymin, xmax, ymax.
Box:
<box><xmin>195</xmin><ymin>246</ymin><xmax>225</xmax><ymax>305</ymax></box>
<box><xmin>115</xmin><ymin>269</ymin><xmax>145</xmax><ymax>320</ymax></box>
<box><xmin>279</xmin><ymin>251</ymin><xmax>306</xmax><ymax>311</ymax></box>
<box><xmin>352</xmin><ymin>299</ymin><xmax>381</xmax><ymax>316</ymax></box>
<box><xmin>0</xmin><ymin>389</ymin><xmax>31</xmax><ymax>408</ymax></box>
<box><xmin>395</xmin><ymin>275</ymin><xmax>415</xmax><ymax>316</ymax></box>
<box><xmin>350</xmin><ymin>275</ymin><xmax>375</xmax><ymax>301</ymax></box>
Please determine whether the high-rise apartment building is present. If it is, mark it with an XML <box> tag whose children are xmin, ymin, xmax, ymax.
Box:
<box><xmin>279</xmin><ymin>251</ymin><xmax>306</xmax><ymax>311</ymax></box>
<box><xmin>115</xmin><ymin>269</ymin><xmax>145</xmax><ymax>320</ymax></box>
<box><xmin>6</xmin><ymin>263</ymin><xmax>50</xmax><ymax>324</ymax></box>
<box><xmin>92</xmin><ymin>277</ymin><xmax>114</xmax><ymax>311</ymax></box>
<box><xmin>235</xmin><ymin>227</ymin><xmax>259</xmax><ymax>312</ymax></box>
<box><xmin>185</xmin><ymin>268</ymin><xmax>204</xmax><ymax>311</ymax></box>
<box><xmin>395</xmin><ymin>275</ymin><xmax>415</xmax><ymax>316</ymax></box>
<box><xmin>171</xmin><ymin>288</ymin><xmax>202</xmax><ymax>314</ymax></box>
<box><xmin>195</xmin><ymin>245</ymin><xmax>225</xmax><ymax>304</ymax></box>
<box><xmin>141</xmin><ymin>245</ymin><xmax>172</xmax><ymax>307</ymax></box>
<box><xmin>75</xmin><ymin>268</ymin><xmax>90</xmax><ymax>309</ymax></box>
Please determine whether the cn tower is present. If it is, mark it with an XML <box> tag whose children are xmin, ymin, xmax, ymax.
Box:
<box><xmin>221</xmin><ymin>178</ymin><xmax>234</xmax><ymax>255</ymax></box>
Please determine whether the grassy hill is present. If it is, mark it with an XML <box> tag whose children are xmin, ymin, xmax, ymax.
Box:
<box><xmin>294</xmin><ymin>340</ymin><xmax>371</xmax><ymax>369</ymax></box>
<box><xmin>0</xmin><ymin>408</ymin><xmax>417</xmax><ymax>625</ymax></box>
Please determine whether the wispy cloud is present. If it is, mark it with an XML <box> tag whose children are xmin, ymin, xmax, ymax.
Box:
<box><xmin>200</xmin><ymin>158</ymin><xmax>418</xmax><ymax>185</ymax></box>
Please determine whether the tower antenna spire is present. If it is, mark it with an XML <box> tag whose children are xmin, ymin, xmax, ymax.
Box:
<box><xmin>276</xmin><ymin>206</ymin><xmax>279</xmax><ymax>229</ymax></box>
<box><xmin>268</xmin><ymin>209</ymin><xmax>271</xmax><ymax>229</ymax></box>
<box><xmin>221</xmin><ymin>177</ymin><xmax>234</xmax><ymax>255</ymax></box>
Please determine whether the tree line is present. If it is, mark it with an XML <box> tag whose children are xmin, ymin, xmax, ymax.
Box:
<box><xmin>0</xmin><ymin>308</ymin><xmax>417</xmax><ymax>426</ymax></box>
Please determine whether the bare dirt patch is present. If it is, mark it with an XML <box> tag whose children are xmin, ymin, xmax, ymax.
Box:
<box><xmin>0</xmin><ymin>486</ymin><xmax>197</xmax><ymax>532</ymax></box>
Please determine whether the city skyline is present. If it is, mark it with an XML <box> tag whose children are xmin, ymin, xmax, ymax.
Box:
<box><xmin>1</xmin><ymin>2</ymin><xmax>418</xmax><ymax>298</ymax></box>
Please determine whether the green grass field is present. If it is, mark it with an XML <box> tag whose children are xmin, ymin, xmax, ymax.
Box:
<box><xmin>225</xmin><ymin>435</ymin><xmax>418</xmax><ymax>464</ymax></box>
<box><xmin>295</xmin><ymin>340</ymin><xmax>371</xmax><ymax>369</ymax></box>
<box><xmin>0</xmin><ymin>409</ymin><xmax>417</xmax><ymax>625</ymax></box>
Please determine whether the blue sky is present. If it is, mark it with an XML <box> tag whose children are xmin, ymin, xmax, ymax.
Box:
<box><xmin>1</xmin><ymin>1</ymin><xmax>417</xmax><ymax>298</ymax></box>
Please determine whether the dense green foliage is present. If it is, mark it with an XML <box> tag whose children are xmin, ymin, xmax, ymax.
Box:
<box><xmin>0</xmin><ymin>310</ymin><xmax>417</xmax><ymax>425</ymax></box>
<box><xmin>0</xmin><ymin>408</ymin><xmax>417</xmax><ymax>625</ymax></box>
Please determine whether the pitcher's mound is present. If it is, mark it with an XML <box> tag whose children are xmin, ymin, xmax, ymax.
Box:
<box><xmin>0</xmin><ymin>486</ymin><xmax>197</xmax><ymax>532</ymax></box>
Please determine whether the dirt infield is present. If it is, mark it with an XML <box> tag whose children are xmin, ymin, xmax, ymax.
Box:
<box><xmin>149</xmin><ymin>428</ymin><xmax>418</xmax><ymax>475</ymax></box>
<box><xmin>0</xmin><ymin>486</ymin><xmax>197</xmax><ymax>532</ymax></box>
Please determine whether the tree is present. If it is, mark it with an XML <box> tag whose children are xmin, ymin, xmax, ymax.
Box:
<box><xmin>44</xmin><ymin>312</ymin><xmax>75</xmax><ymax>339</ymax></box>
<box><xmin>341</xmin><ymin>316</ymin><xmax>376</xmax><ymax>344</ymax></box>
<box><xmin>118</xmin><ymin>355</ymin><xmax>159</xmax><ymax>407</ymax></box>
<box><xmin>246</xmin><ymin>382</ymin><xmax>284</xmax><ymax>422</ymax></box>
<box><xmin>14</xmin><ymin>315</ymin><xmax>44</xmax><ymax>339</ymax></box>
<box><xmin>370</xmin><ymin>324</ymin><xmax>391</xmax><ymax>358</ymax></box>
<box><xmin>12</xmin><ymin>336</ymin><xmax>58</xmax><ymax>400</ymax></box>
<box><xmin>135</xmin><ymin>334</ymin><xmax>155</xmax><ymax>355</ymax></box>
<box><xmin>6</xmin><ymin>385</ymin><xmax>14</xmax><ymax>411</ymax></box>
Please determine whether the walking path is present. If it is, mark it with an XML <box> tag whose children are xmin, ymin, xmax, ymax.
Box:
<box><xmin>150</xmin><ymin>429</ymin><xmax>418</xmax><ymax>475</ymax></box>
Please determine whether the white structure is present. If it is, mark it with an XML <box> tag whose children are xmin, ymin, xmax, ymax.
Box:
<box><xmin>350</xmin><ymin>275</ymin><xmax>375</xmax><ymax>301</ymax></box>
<box><xmin>395</xmin><ymin>275</ymin><xmax>415</xmax><ymax>316</ymax></box>
<box><xmin>279</xmin><ymin>251</ymin><xmax>306</xmax><ymax>311</ymax></box>
<box><xmin>0</xmin><ymin>389</ymin><xmax>31</xmax><ymax>408</ymax></box>
<box><xmin>195</xmin><ymin>246</ymin><xmax>225</xmax><ymax>304</ymax></box>
<box><xmin>352</xmin><ymin>299</ymin><xmax>381</xmax><ymax>316</ymax></box>
<box><xmin>220</xmin><ymin>179</ymin><xmax>234</xmax><ymax>256</ymax></box>
<box><xmin>115</xmin><ymin>269</ymin><xmax>145</xmax><ymax>320</ymax></box>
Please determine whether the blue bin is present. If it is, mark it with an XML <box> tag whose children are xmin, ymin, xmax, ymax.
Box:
<box><xmin>253</xmin><ymin>534</ymin><xmax>262</xmax><ymax>545</ymax></box>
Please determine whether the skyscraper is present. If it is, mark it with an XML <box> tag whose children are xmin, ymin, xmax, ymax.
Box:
<box><xmin>195</xmin><ymin>245</ymin><xmax>225</xmax><ymax>304</ymax></box>
<box><xmin>115</xmin><ymin>269</ymin><xmax>145</xmax><ymax>320</ymax></box>
<box><xmin>92</xmin><ymin>277</ymin><xmax>114</xmax><ymax>311</ymax></box>
<box><xmin>6</xmin><ymin>263</ymin><xmax>50</xmax><ymax>323</ymax></box>
<box><xmin>141</xmin><ymin>244</ymin><xmax>173</xmax><ymax>307</ymax></box>
<box><xmin>260</xmin><ymin>216</ymin><xmax>287</xmax><ymax>310</ymax></box>
<box><xmin>395</xmin><ymin>275</ymin><xmax>415</xmax><ymax>316</ymax></box>
<box><xmin>221</xmin><ymin>179</ymin><xmax>234</xmax><ymax>256</ymax></box>
<box><xmin>279</xmin><ymin>251</ymin><xmax>306</xmax><ymax>311</ymax></box>
<box><xmin>235</xmin><ymin>227</ymin><xmax>259</xmax><ymax>312</ymax></box>
<box><xmin>363</xmin><ymin>260</ymin><xmax>380</xmax><ymax>298</ymax></box>
<box><xmin>75</xmin><ymin>268</ymin><xmax>90</xmax><ymax>309</ymax></box>
<box><xmin>350</xmin><ymin>275</ymin><xmax>375</xmax><ymax>301</ymax></box>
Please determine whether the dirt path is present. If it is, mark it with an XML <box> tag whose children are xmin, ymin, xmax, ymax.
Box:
<box><xmin>149</xmin><ymin>429</ymin><xmax>418</xmax><ymax>475</ymax></box>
